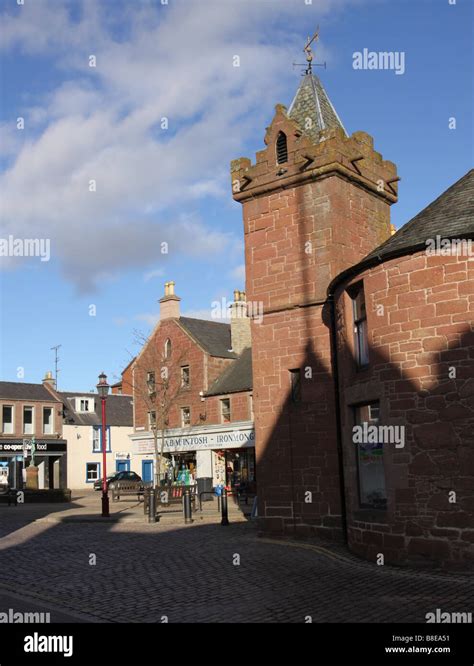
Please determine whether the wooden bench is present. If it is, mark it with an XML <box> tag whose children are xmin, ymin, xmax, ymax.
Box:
<box><xmin>111</xmin><ymin>482</ymin><xmax>145</xmax><ymax>502</ymax></box>
<box><xmin>156</xmin><ymin>484</ymin><xmax>197</xmax><ymax>508</ymax></box>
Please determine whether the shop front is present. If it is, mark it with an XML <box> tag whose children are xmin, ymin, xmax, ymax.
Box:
<box><xmin>0</xmin><ymin>439</ymin><xmax>67</xmax><ymax>490</ymax></box>
<box><xmin>131</xmin><ymin>422</ymin><xmax>256</xmax><ymax>492</ymax></box>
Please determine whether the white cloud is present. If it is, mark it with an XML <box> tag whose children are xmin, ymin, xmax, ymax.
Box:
<box><xmin>181</xmin><ymin>308</ymin><xmax>227</xmax><ymax>323</ymax></box>
<box><xmin>0</xmin><ymin>0</ymin><xmax>356</xmax><ymax>292</ymax></box>
<box><xmin>134</xmin><ymin>312</ymin><xmax>160</xmax><ymax>328</ymax></box>
<box><xmin>143</xmin><ymin>267</ymin><xmax>165</xmax><ymax>283</ymax></box>
<box><xmin>229</xmin><ymin>264</ymin><xmax>246</xmax><ymax>283</ymax></box>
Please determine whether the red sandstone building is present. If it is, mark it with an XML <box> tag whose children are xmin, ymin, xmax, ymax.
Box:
<box><xmin>231</xmin><ymin>67</ymin><xmax>473</xmax><ymax>569</ymax></box>
<box><xmin>125</xmin><ymin>283</ymin><xmax>255</xmax><ymax>491</ymax></box>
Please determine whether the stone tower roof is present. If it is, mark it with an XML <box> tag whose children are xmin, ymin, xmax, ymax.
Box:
<box><xmin>287</xmin><ymin>72</ymin><xmax>347</xmax><ymax>142</ymax></box>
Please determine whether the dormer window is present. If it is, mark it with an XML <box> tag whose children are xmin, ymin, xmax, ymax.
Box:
<box><xmin>76</xmin><ymin>397</ymin><xmax>94</xmax><ymax>413</ymax></box>
<box><xmin>276</xmin><ymin>131</ymin><xmax>288</xmax><ymax>164</ymax></box>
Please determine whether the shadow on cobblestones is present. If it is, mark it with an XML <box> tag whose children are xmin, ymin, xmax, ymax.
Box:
<box><xmin>0</xmin><ymin>504</ymin><xmax>473</xmax><ymax>624</ymax></box>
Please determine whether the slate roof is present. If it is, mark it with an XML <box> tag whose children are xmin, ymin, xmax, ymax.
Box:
<box><xmin>60</xmin><ymin>392</ymin><xmax>133</xmax><ymax>427</ymax></box>
<box><xmin>178</xmin><ymin>317</ymin><xmax>237</xmax><ymax>359</ymax></box>
<box><xmin>205</xmin><ymin>348</ymin><xmax>253</xmax><ymax>396</ymax></box>
<box><xmin>329</xmin><ymin>169</ymin><xmax>474</xmax><ymax>293</ymax></box>
<box><xmin>288</xmin><ymin>73</ymin><xmax>347</xmax><ymax>143</ymax></box>
<box><xmin>0</xmin><ymin>382</ymin><xmax>58</xmax><ymax>402</ymax></box>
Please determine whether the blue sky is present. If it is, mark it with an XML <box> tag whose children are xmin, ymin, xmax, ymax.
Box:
<box><xmin>0</xmin><ymin>0</ymin><xmax>472</xmax><ymax>391</ymax></box>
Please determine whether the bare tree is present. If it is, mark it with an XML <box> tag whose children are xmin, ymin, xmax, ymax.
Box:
<box><xmin>121</xmin><ymin>330</ymin><xmax>192</xmax><ymax>489</ymax></box>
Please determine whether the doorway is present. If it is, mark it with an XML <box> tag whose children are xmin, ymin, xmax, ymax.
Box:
<box><xmin>116</xmin><ymin>459</ymin><xmax>130</xmax><ymax>473</ymax></box>
<box><xmin>142</xmin><ymin>460</ymin><xmax>153</xmax><ymax>482</ymax></box>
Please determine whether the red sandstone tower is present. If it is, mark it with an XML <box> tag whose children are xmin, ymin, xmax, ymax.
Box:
<box><xmin>231</xmin><ymin>63</ymin><xmax>399</xmax><ymax>538</ymax></box>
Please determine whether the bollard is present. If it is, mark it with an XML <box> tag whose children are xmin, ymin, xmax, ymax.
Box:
<box><xmin>221</xmin><ymin>488</ymin><xmax>229</xmax><ymax>526</ymax></box>
<box><xmin>148</xmin><ymin>488</ymin><xmax>156</xmax><ymax>523</ymax></box>
<box><xmin>183</xmin><ymin>489</ymin><xmax>193</xmax><ymax>524</ymax></box>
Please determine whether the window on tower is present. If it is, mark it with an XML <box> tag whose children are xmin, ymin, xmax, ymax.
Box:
<box><xmin>348</xmin><ymin>281</ymin><xmax>369</xmax><ymax>369</ymax></box>
<box><xmin>276</xmin><ymin>131</ymin><xmax>288</xmax><ymax>164</ymax></box>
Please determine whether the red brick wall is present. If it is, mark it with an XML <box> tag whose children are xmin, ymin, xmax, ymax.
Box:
<box><xmin>120</xmin><ymin>363</ymin><xmax>134</xmax><ymax>396</ymax></box>
<box><xmin>234</xmin><ymin>108</ymin><xmax>398</xmax><ymax>539</ymax></box>
<box><xmin>205</xmin><ymin>391</ymin><xmax>252</xmax><ymax>425</ymax></box>
<box><xmin>133</xmin><ymin>320</ymin><xmax>207</xmax><ymax>430</ymax></box>
<box><xmin>132</xmin><ymin>321</ymin><xmax>240</xmax><ymax>432</ymax></box>
<box><xmin>335</xmin><ymin>250</ymin><xmax>474</xmax><ymax>569</ymax></box>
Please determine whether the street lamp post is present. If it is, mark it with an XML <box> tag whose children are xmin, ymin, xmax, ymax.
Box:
<box><xmin>97</xmin><ymin>372</ymin><xmax>110</xmax><ymax>517</ymax></box>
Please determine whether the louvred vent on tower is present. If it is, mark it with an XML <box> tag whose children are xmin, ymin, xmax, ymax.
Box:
<box><xmin>276</xmin><ymin>131</ymin><xmax>288</xmax><ymax>164</ymax></box>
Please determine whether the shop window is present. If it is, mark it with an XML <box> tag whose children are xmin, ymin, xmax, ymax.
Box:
<box><xmin>146</xmin><ymin>371</ymin><xmax>156</xmax><ymax>395</ymax></box>
<box><xmin>148</xmin><ymin>411</ymin><xmax>157</xmax><ymax>430</ymax></box>
<box><xmin>181</xmin><ymin>407</ymin><xmax>191</xmax><ymax>427</ymax></box>
<box><xmin>289</xmin><ymin>369</ymin><xmax>301</xmax><ymax>403</ymax></box>
<box><xmin>354</xmin><ymin>402</ymin><xmax>386</xmax><ymax>510</ymax></box>
<box><xmin>2</xmin><ymin>405</ymin><xmax>13</xmax><ymax>434</ymax></box>
<box><xmin>181</xmin><ymin>365</ymin><xmax>190</xmax><ymax>388</ymax></box>
<box><xmin>86</xmin><ymin>462</ymin><xmax>100</xmax><ymax>483</ymax></box>
<box><xmin>43</xmin><ymin>407</ymin><xmax>53</xmax><ymax>434</ymax></box>
<box><xmin>220</xmin><ymin>399</ymin><xmax>231</xmax><ymax>423</ymax></box>
<box><xmin>164</xmin><ymin>339</ymin><xmax>172</xmax><ymax>359</ymax></box>
<box><xmin>92</xmin><ymin>426</ymin><xmax>111</xmax><ymax>452</ymax></box>
<box><xmin>276</xmin><ymin>131</ymin><xmax>288</xmax><ymax>164</ymax></box>
<box><xmin>23</xmin><ymin>406</ymin><xmax>34</xmax><ymax>434</ymax></box>
<box><xmin>349</xmin><ymin>282</ymin><xmax>369</xmax><ymax>368</ymax></box>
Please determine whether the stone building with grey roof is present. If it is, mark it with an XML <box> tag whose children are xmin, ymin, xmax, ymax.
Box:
<box><xmin>127</xmin><ymin>283</ymin><xmax>255</xmax><ymax>491</ymax></box>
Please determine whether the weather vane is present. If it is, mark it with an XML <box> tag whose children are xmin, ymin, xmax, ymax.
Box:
<box><xmin>293</xmin><ymin>26</ymin><xmax>326</xmax><ymax>75</ymax></box>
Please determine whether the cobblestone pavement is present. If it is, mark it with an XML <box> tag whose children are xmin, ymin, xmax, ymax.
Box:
<box><xmin>0</xmin><ymin>495</ymin><xmax>472</xmax><ymax>624</ymax></box>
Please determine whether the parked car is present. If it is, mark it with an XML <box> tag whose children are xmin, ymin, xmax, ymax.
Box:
<box><xmin>94</xmin><ymin>471</ymin><xmax>142</xmax><ymax>491</ymax></box>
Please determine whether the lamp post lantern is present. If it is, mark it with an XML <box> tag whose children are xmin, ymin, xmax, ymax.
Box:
<box><xmin>96</xmin><ymin>372</ymin><xmax>110</xmax><ymax>517</ymax></box>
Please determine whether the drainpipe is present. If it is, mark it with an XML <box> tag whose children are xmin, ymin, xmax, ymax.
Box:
<box><xmin>327</xmin><ymin>291</ymin><xmax>348</xmax><ymax>545</ymax></box>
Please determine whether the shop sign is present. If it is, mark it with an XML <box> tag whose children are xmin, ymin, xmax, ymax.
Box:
<box><xmin>134</xmin><ymin>427</ymin><xmax>255</xmax><ymax>454</ymax></box>
<box><xmin>0</xmin><ymin>441</ymin><xmax>66</xmax><ymax>454</ymax></box>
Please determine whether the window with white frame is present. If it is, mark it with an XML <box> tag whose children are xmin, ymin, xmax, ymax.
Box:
<box><xmin>2</xmin><ymin>405</ymin><xmax>13</xmax><ymax>434</ymax></box>
<box><xmin>77</xmin><ymin>397</ymin><xmax>94</xmax><ymax>413</ymax></box>
<box><xmin>181</xmin><ymin>407</ymin><xmax>191</xmax><ymax>427</ymax></box>
<box><xmin>146</xmin><ymin>371</ymin><xmax>156</xmax><ymax>395</ymax></box>
<box><xmin>148</xmin><ymin>411</ymin><xmax>157</xmax><ymax>430</ymax></box>
<box><xmin>43</xmin><ymin>407</ymin><xmax>53</xmax><ymax>434</ymax></box>
<box><xmin>181</xmin><ymin>366</ymin><xmax>190</xmax><ymax>388</ymax></box>
<box><xmin>220</xmin><ymin>398</ymin><xmax>231</xmax><ymax>423</ymax></box>
<box><xmin>23</xmin><ymin>406</ymin><xmax>34</xmax><ymax>434</ymax></box>
<box><xmin>92</xmin><ymin>426</ymin><xmax>111</xmax><ymax>452</ymax></box>
<box><xmin>164</xmin><ymin>339</ymin><xmax>172</xmax><ymax>359</ymax></box>
<box><xmin>86</xmin><ymin>463</ymin><xmax>100</xmax><ymax>482</ymax></box>
<box><xmin>249</xmin><ymin>394</ymin><xmax>254</xmax><ymax>420</ymax></box>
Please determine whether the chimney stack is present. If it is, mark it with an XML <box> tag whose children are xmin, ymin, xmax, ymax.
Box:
<box><xmin>159</xmin><ymin>281</ymin><xmax>181</xmax><ymax>320</ymax></box>
<box><xmin>229</xmin><ymin>290</ymin><xmax>251</xmax><ymax>355</ymax></box>
<box><xmin>42</xmin><ymin>371</ymin><xmax>56</xmax><ymax>390</ymax></box>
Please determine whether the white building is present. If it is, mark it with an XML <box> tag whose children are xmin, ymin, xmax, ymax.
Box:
<box><xmin>61</xmin><ymin>392</ymin><xmax>135</xmax><ymax>489</ymax></box>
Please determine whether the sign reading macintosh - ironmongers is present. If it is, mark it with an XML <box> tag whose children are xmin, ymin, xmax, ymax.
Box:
<box><xmin>133</xmin><ymin>426</ymin><xmax>255</xmax><ymax>454</ymax></box>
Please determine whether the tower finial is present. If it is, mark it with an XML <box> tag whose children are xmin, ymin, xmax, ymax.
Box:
<box><xmin>303</xmin><ymin>26</ymin><xmax>319</xmax><ymax>74</ymax></box>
